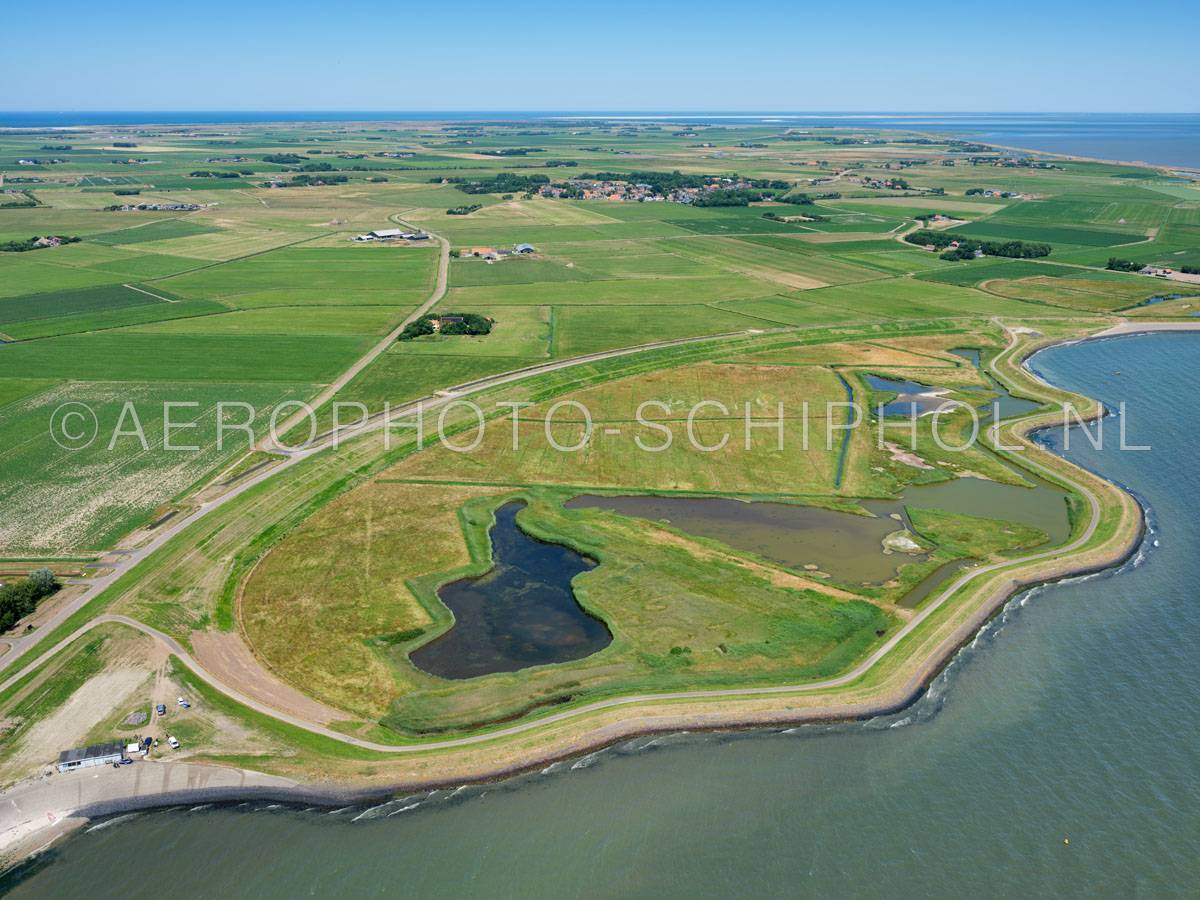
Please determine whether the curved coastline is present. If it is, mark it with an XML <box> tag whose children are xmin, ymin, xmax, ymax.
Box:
<box><xmin>2</xmin><ymin>322</ymin><xmax>1186</xmax><ymax>871</ymax></box>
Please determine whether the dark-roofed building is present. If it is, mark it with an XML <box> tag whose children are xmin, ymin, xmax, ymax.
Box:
<box><xmin>57</xmin><ymin>741</ymin><xmax>125</xmax><ymax>773</ymax></box>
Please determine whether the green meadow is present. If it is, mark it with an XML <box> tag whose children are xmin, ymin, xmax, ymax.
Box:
<box><xmin>0</xmin><ymin>116</ymin><xmax>1194</xmax><ymax>660</ymax></box>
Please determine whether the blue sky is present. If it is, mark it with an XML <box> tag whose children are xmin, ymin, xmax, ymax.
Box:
<box><xmin>4</xmin><ymin>0</ymin><xmax>1195</xmax><ymax>112</ymax></box>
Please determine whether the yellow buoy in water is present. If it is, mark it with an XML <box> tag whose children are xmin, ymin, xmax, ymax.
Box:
<box><xmin>1064</xmin><ymin>837</ymin><xmax>1070</xmax><ymax>845</ymax></box>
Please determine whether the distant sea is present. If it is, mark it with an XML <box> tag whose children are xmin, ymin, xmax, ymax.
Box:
<box><xmin>2</xmin><ymin>111</ymin><xmax>1199</xmax><ymax>168</ymax></box>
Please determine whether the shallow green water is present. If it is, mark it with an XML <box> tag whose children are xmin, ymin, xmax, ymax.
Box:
<box><xmin>565</xmin><ymin>472</ymin><xmax>1069</xmax><ymax>589</ymax></box>
<box><xmin>565</xmin><ymin>493</ymin><xmax>912</xmax><ymax>582</ymax></box>
<box><xmin>7</xmin><ymin>333</ymin><xmax>1199</xmax><ymax>897</ymax></box>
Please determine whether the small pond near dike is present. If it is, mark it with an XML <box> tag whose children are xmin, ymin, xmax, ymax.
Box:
<box><xmin>568</xmin><ymin>346</ymin><xmax>1070</xmax><ymax>605</ymax></box>
<box><xmin>408</xmin><ymin>501</ymin><xmax>611</xmax><ymax>679</ymax></box>
<box><xmin>867</xmin><ymin>349</ymin><xmax>1043</xmax><ymax>421</ymax></box>
<box><xmin>565</xmin><ymin>472</ymin><xmax>1069</xmax><ymax>602</ymax></box>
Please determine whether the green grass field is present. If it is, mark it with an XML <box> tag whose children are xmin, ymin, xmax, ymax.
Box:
<box><xmin>0</xmin><ymin>118</ymin><xmax>1192</xmax><ymax>764</ymax></box>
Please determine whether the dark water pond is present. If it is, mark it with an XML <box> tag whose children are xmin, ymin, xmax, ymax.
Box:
<box><xmin>408</xmin><ymin>501</ymin><xmax>610</xmax><ymax>679</ymax></box>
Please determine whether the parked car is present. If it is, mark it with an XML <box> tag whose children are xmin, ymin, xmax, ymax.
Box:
<box><xmin>119</xmin><ymin>758</ymin><xmax>133</xmax><ymax>766</ymax></box>
<box><xmin>167</xmin><ymin>736</ymin><xmax>180</xmax><ymax>750</ymax></box>
<box><xmin>156</xmin><ymin>703</ymin><xmax>166</xmax><ymax>715</ymax></box>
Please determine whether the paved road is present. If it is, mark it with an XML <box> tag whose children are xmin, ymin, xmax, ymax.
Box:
<box><xmin>260</xmin><ymin>224</ymin><xmax>451</xmax><ymax>449</ymax></box>
<box><xmin>0</xmin><ymin>327</ymin><xmax>762</xmax><ymax>678</ymax></box>
<box><xmin>0</xmin><ymin>327</ymin><xmax>1126</xmax><ymax>757</ymax></box>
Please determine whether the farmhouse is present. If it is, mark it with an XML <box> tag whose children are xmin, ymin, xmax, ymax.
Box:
<box><xmin>352</xmin><ymin>229</ymin><xmax>429</xmax><ymax>243</ymax></box>
<box><xmin>57</xmin><ymin>741</ymin><xmax>125</xmax><ymax>773</ymax></box>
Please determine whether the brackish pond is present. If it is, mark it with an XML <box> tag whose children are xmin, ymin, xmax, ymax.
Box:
<box><xmin>569</xmin><ymin>348</ymin><xmax>1069</xmax><ymax>602</ymax></box>
<box><xmin>408</xmin><ymin>501</ymin><xmax>610</xmax><ymax>680</ymax></box>
<box><xmin>566</xmin><ymin>471</ymin><xmax>1069</xmax><ymax>596</ymax></box>
<box><xmin>565</xmin><ymin>494</ymin><xmax>907</xmax><ymax>583</ymax></box>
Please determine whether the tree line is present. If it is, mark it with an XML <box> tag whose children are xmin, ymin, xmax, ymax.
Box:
<box><xmin>906</xmin><ymin>229</ymin><xmax>1051</xmax><ymax>260</ymax></box>
<box><xmin>0</xmin><ymin>569</ymin><xmax>59</xmax><ymax>633</ymax></box>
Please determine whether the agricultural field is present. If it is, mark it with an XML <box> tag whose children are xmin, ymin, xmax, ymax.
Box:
<box><xmin>0</xmin><ymin>118</ymin><xmax>1193</xmax><ymax>780</ymax></box>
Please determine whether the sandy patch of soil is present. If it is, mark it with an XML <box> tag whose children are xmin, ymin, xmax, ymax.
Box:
<box><xmin>3</xmin><ymin>669</ymin><xmax>148</xmax><ymax>779</ymax></box>
<box><xmin>884</xmin><ymin>441</ymin><xmax>934</xmax><ymax>470</ymax></box>
<box><xmin>190</xmin><ymin>630</ymin><xmax>347</xmax><ymax>726</ymax></box>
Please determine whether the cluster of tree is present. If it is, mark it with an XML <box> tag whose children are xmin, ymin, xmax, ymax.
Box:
<box><xmin>545</xmin><ymin>160</ymin><xmax>578</xmax><ymax>167</ymax></box>
<box><xmin>40</xmin><ymin>144</ymin><xmax>71</xmax><ymax>151</ymax></box>
<box><xmin>0</xmin><ymin>569</ymin><xmax>59</xmax><ymax>634</ymax></box>
<box><xmin>262</xmin><ymin>153</ymin><xmax>306</xmax><ymax>164</ymax></box>
<box><xmin>268</xmin><ymin>174</ymin><xmax>349</xmax><ymax>188</ymax></box>
<box><xmin>301</xmin><ymin>161</ymin><xmax>335</xmax><ymax>171</ymax></box>
<box><xmin>582</xmin><ymin>170</ymin><xmax>708</xmax><ymax>193</ymax></box>
<box><xmin>398</xmin><ymin>313</ymin><xmax>493</xmax><ymax>341</ymax></box>
<box><xmin>906</xmin><ymin>229</ymin><xmax>1051</xmax><ymax>260</ymax></box>
<box><xmin>189</xmin><ymin>170</ymin><xmax>241</xmax><ymax>179</ymax></box>
<box><xmin>1106</xmin><ymin>257</ymin><xmax>1144</xmax><ymax>272</ymax></box>
<box><xmin>453</xmin><ymin>173</ymin><xmax>550</xmax><ymax>195</ymax></box>
<box><xmin>947</xmin><ymin>141</ymin><xmax>995</xmax><ymax>153</ymax></box>
<box><xmin>692</xmin><ymin>189</ymin><xmax>773</xmax><ymax>207</ymax></box>
<box><xmin>113</xmin><ymin>188</ymin><xmax>141</xmax><ymax>196</ymax></box>
<box><xmin>776</xmin><ymin>193</ymin><xmax>816</xmax><ymax>205</ymax></box>
<box><xmin>447</xmin><ymin>204</ymin><xmax>483</xmax><ymax>215</ymax></box>
<box><xmin>763</xmin><ymin>211</ymin><xmax>826</xmax><ymax>222</ymax></box>
<box><xmin>585</xmin><ymin>170</ymin><xmax>790</xmax><ymax>195</ymax></box>
<box><xmin>113</xmin><ymin>141</ymin><xmax>138</xmax><ymax>148</ymax></box>
<box><xmin>1182</xmin><ymin>266</ymin><xmax>1200</xmax><ymax>275</ymax></box>
<box><xmin>0</xmin><ymin>235</ymin><xmax>80</xmax><ymax>252</ymax></box>
<box><xmin>0</xmin><ymin>191</ymin><xmax>38</xmax><ymax>208</ymax></box>
<box><xmin>368</xmin><ymin>175</ymin><xmax>389</xmax><ymax>183</ymax></box>
<box><xmin>479</xmin><ymin>148</ymin><xmax>545</xmax><ymax>156</ymax></box>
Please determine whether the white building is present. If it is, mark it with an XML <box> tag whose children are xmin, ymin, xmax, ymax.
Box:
<box><xmin>57</xmin><ymin>741</ymin><xmax>124</xmax><ymax>773</ymax></box>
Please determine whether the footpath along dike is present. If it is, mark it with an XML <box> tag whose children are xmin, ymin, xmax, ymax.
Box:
<box><xmin>0</xmin><ymin>321</ymin><xmax>1164</xmax><ymax>872</ymax></box>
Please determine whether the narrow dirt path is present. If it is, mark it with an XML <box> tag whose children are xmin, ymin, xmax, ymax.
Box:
<box><xmin>0</xmin><ymin>326</ymin><xmax>1139</xmax><ymax>756</ymax></box>
<box><xmin>259</xmin><ymin>224</ymin><xmax>451</xmax><ymax>449</ymax></box>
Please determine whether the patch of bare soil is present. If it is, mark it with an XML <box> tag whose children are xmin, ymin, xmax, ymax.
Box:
<box><xmin>190</xmin><ymin>630</ymin><xmax>347</xmax><ymax>726</ymax></box>
<box><xmin>2</xmin><ymin>669</ymin><xmax>149</xmax><ymax>780</ymax></box>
